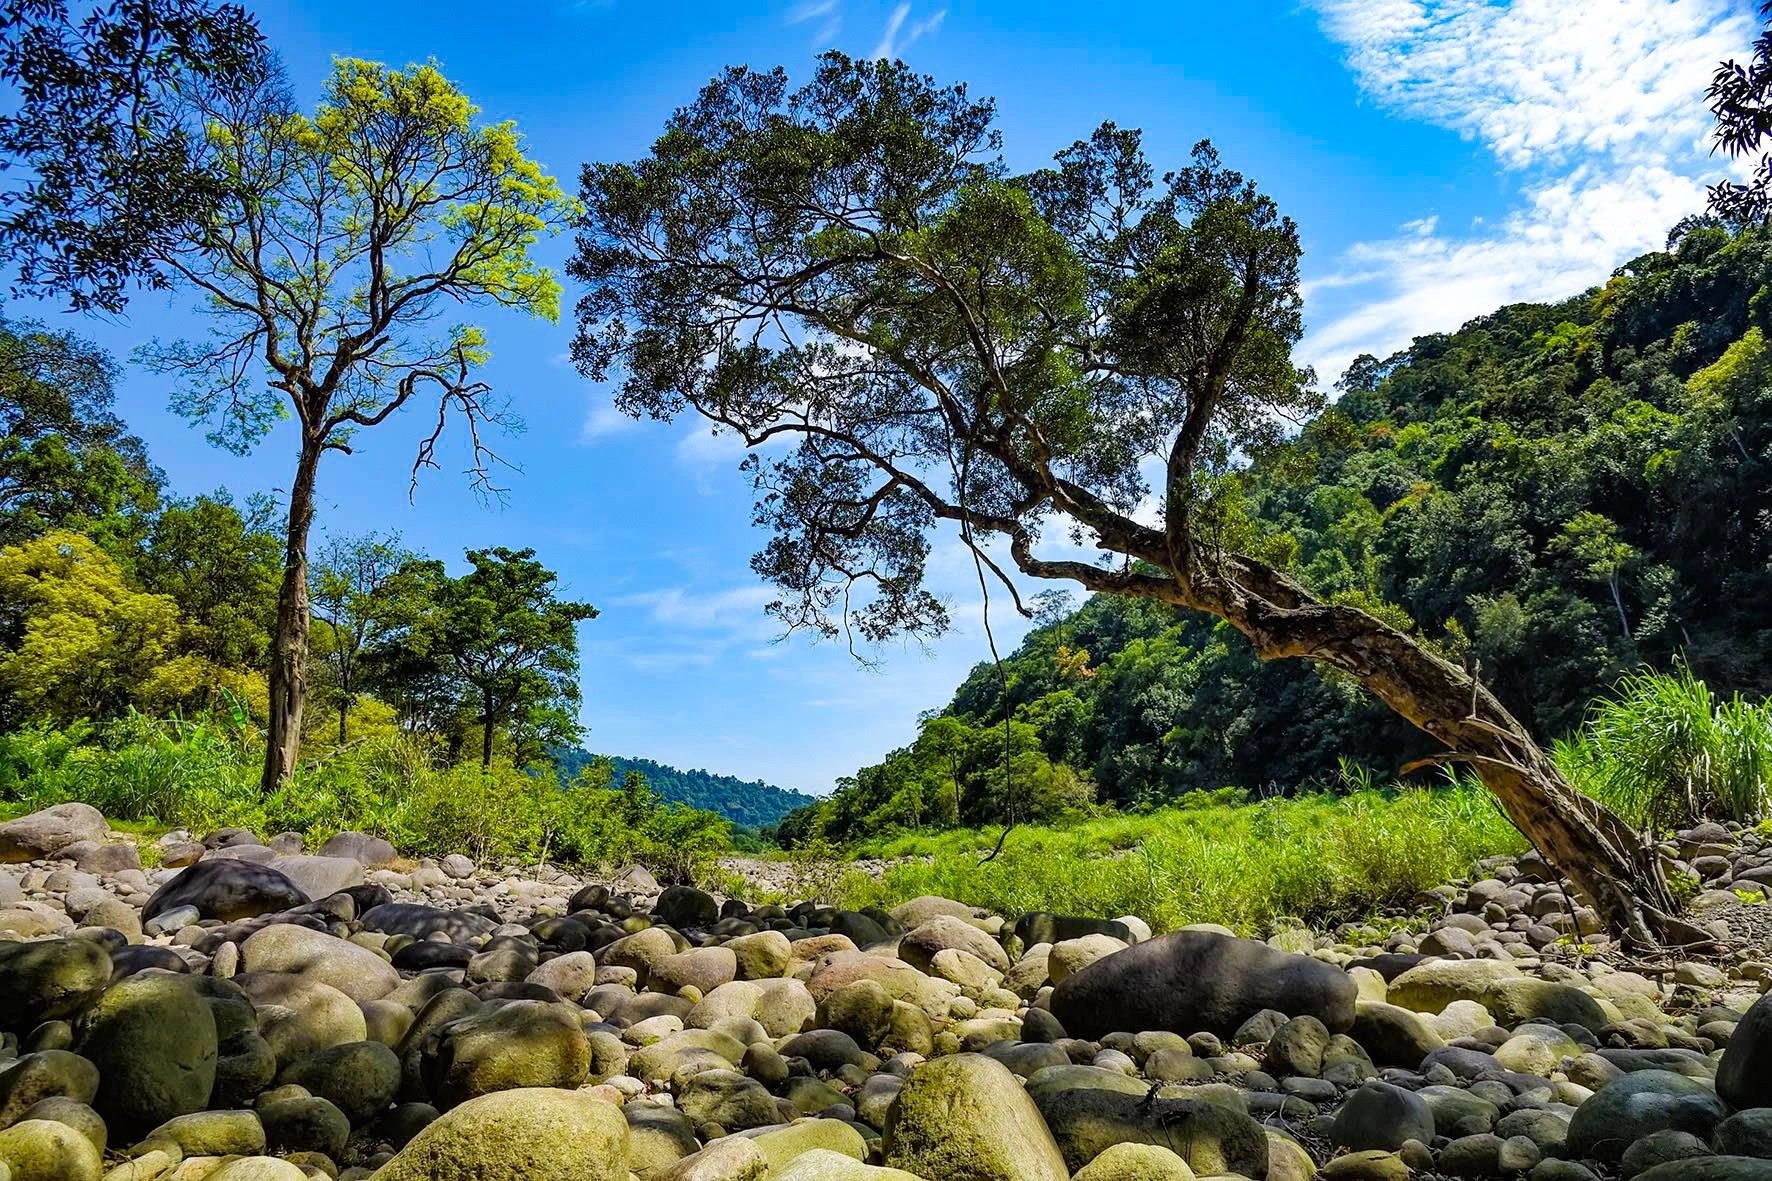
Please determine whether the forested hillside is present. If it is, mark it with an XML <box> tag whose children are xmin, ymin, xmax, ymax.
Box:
<box><xmin>786</xmin><ymin>217</ymin><xmax>1772</xmax><ymax>844</ymax></box>
<box><xmin>553</xmin><ymin>750</ymin><xmax>813</xmax><ymax>828</ymax></box>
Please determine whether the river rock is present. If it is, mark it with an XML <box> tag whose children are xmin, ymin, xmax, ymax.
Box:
<box><xmin>371</xmin><ymin>1086</ymin><xmax>629</xmax><ymax>1181</ymax></box>
<box><xmin>142</xmin><ymin>859</ymin><xmax>308</xmax><ymax>924</ymax></box>
<box><xmin>240</xmin><ymin>923</ymin><xmax>399</xmax><ymax>1002</ymax></box>
<box><xmin>883</xmin><ymin>1053</ymin><xmax>1069</xmax><ymax>1181</ymax></box>
<box><xmin>1050</xmin><ymin>931</ymin><xmax>1356</xmax><ymax>1039</ymax></box>
<box><xmin>1719</xmin><ymin>991</ymin><xmax>1772</xmax><ymax>1110</ymax></box>
<box><xmin>73</xmin><ymin>973</ymin><xmax>217</xmax><ymax>1139</ymax></box>
<box><xmin>1566</xmin><ymin>1070</ymin><xmax>1729</xmax><ymax>1163</ymax></box>
<box><xmin>0</xmin><ymin>803</ymin><xmax>107</xmax><ymax>862</ymax></box>
<box><xmin>0</xmin><ymin>937</ymin><xmax>112</xmax><ymax>1033</ymax></box>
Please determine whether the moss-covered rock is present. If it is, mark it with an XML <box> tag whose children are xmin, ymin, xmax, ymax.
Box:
<box><xmin>0</xmin><ymin>939</ymin><xmax>111</xmax><ymax>1034</ymax></box>
<box><xmin>73</xmin><ymin>974</ymin><xmax>217</xmax><ymax>1140</ymax></box>
<box><xmin>278</xmin><ymin>1040</ymin><xmax>399</xmax><ymax>1124</ymax></box>
<box><xmin>882</xmin><ymin>1053</ymin><xmax>1068</xmax><ymax>1181</ymax></box>
<box><xmin>421</xmin><ymin>1001</ymin><xmax>590</xmax><ymax>1109</ymax></box>
<box><xmin>373</xmin><ymin>1086</ymin><xmax>628</xmax><ymax>1181</ymax></box>
<box><xmin>0</xmin><ymin>1118</ymin><xmax>103</xmax><ymax>1181</ymax></box>
<box><xmin>1069</xmin><ymin>1143</ymin><xmax>1196</xmax><ymax>1181</ymax></box>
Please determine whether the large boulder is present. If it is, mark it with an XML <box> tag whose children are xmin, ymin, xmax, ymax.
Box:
<box><xmin>373</xmin><ymin>1087</ymin><xmax>629</xmax><ymax>1181</ymax></box>
<box><xmin>1023</xmin><ymin>1065</ymin><xmax>1268</xmax><ymax>1178</ymax></box>
<box><xmin>266</xmin><ymin>855</ymin><xmax>365</xmax><ymax>900</ymax></box>
<box><xmin>240</xmin><ymin>923</ymin><xmax>399</xmax><ymax>1003</ymax></box>
<box><xmin>361</xmin><ymin>902</ymin><xmax>498</xmax><ymax>942</ymax></box>
<box><xmin>421</xmin><ymin>999</ymin><xmax>591</xmax><ymax>1108</ymax></box>
<box><xmin>142</xmin><ymin>859</ymin><xmax>308</xmax><ymax>924</ymax></box>
<box><xmin>0</xmin><ymin>803</ymin><xmax>106</xmax><ymax>863</ymax></box>
<box><xmin>1719</xmin><ymin>991</ymin><xmax>1772</xmax><ymax>1110</ymax></box>
<box><xmin>1566</xmin><ymin>1070</ymin><xmax>1729</xmax><ymax>1163</ymax></box>
<box><xmin>316</xmin><ymin>831</ymin><xmax>397</xmax><ymax>866</ymax></box>
<box><xmin>1049</xmin><ymin>931</ymin><xmax>1356</xmax><ymax>1039</ymax></box>
<box><xmin>73</xmin><ymin>973</ymin><xmax>218</xmax><ymax>1139</ymax></box>
<box><xmin>883</xmin><ymin>1054</ymin><xmax>1069</xmax><ymax>1181</ymax></box>
<box><xmin>0</xmin><ymin>937</ymin><xmax>112</xmax><ymax>1033</ymax></box>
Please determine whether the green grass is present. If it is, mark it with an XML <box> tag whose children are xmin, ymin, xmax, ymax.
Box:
<box><xmin>1554</xmin><ymin>664</ymin><xmax>1772</xmax><ymax>831</ymax></box>
<box><xmin>830</xmin><ymin>781</ymin><xmax>1524</xmax><ymax>936</ymax></box>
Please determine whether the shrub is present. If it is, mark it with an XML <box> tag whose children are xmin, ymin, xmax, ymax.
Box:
<box><xmin>1556</xmin><ymin>665</ymin><xmax>1772</xmax><ymax>830</ymax></box>
<box><xmin>0</xmin><ymin>715</ymin><xmax>733</xmax><ymax>880</ymax></box>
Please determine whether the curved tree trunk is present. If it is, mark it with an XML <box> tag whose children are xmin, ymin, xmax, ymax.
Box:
<box><xmin>1184</xmin><ymin>556</ymin><xmax>1683</xmax><ymax>948</ymax></box>
<box><xmin>262</xmin><ymin>438</ymin><xmax>322</xmax><ymax>793</ymax></box>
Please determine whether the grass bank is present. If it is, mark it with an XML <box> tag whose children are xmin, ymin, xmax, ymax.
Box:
<box><xmin>817</xmin><ymin>782</ymin><xmax>1525</xmax><ymax>936</ymax></box>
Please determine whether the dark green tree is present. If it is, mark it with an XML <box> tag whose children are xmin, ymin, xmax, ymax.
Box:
<box><xmin>0</xmin><ymin>0</ymin><xmax>267</xmax><ymax>311</ymax></box>
<box><xmin>0</xmin><ymin>319</ymin><xmax>160</xmax><ymax>549</ymax></box>
<box><xmin>134</xmin><ymin>490</ymin><xmax>282</xmax><ymax>672</ymax></box>
<box><xmin>571</xmin><ymin>54</ymin><xmax>1682</xmax><ymax>944</ymax></box>
<box><xmin>404</xmin><ymin>547</ymin><xmax>597</xmax><ymax>768</ymax></box>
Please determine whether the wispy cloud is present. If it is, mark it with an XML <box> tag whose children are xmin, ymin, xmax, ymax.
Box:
<box><xmin>873</xmin><ymin>2</ymin><xmax>947</xmax><ymax>59</ymax></box>
<box><xmin>581</xmin><ymin>401</ymin><xmax>637</xmax><ymax>442</ymax></box>
<box><xmin>788</xmin><ymin>0</ymin><xmax>842</xmax><ymax>45</ymax></box>
<box><xmin>1301</xmin><ymin>0</ymin><xmax>1753</xmax><ymax>382</ymax></box>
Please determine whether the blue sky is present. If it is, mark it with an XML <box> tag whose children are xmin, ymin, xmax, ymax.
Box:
<box><xmin>16</xmin><ymin>0</ymin><xmax>1758</xmax><ymax>795</ymax></box>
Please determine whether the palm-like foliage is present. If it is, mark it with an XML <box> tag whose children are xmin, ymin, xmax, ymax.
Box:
<box><xmin>1556</xmin><ymin>665</ymin><xmax>1772</xmax><ymax>829</ymax></box>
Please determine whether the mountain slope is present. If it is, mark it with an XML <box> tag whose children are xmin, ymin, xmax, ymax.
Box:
<box><xmin>553</xmin><ymin>749</ymin><xmax>816</xmax><ymax>828</ymax></box>
<box><xmin>784</xmin><ymin>218</ymin><xmax>1772</xmax><ymax>845</ymax></box>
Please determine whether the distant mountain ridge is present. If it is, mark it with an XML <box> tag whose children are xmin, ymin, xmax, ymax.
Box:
<box><xmin>553</xmin><ymin>749</ymin><xmax>816</xmax><ymax>828</ymax></box>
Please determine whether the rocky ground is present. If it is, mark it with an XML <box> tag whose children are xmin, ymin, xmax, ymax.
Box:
<box><xmin>1</xmin><ymin>803</ymin><xmax>1771</xmax><ymax>1181</ymax></box>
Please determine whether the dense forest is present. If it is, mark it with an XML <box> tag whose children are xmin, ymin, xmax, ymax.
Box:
<box><xmin>553</xmin><ymin>750</ymin><xmax>813</xmax><ymax>827</ymax></box>
<box><xmin>783</xmin><ymin>216</ymin><xmax>1772</xmax><ymax>845</ymax></box>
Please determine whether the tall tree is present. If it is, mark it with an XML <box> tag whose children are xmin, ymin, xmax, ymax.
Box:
<box><xmin>311</xmin><ymin>532</ymin><xmax>412</xmax><ymax>742</ymax></box>
<box><xmin>571</xmin><ymin>55</ymin><xmax>1686</xmax><ymax>945</ymax></box>
<box><xmin>405</xmin><ymin>547</ymin><xmax>597</xmax><ymax>768</ymax></box>
<box><xmin>140</xmin><ymin>59</ymin><xmax>574</xmax><ymax>791</ymax></box>
<box><xmin>0</xmin><ymin>319</ymin><xmax>160</xmax><ymax>549</ymax></box>
<box><xmin>0</xmin><ymin>0</ymin><xmax>266</xmax><ymax>312</ymax></box>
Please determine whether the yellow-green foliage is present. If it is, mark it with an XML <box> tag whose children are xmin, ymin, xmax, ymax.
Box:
<box><xmin>837</xmin><ymin>783</ymin><xmax>1523</xmax><ymax>934</ymax></box>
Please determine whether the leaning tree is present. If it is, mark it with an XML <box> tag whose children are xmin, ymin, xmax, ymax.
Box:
<box><xmin>571</xmin><ymin>54</ymin><xmax>1691</xmax><ymax>946</ymax></box>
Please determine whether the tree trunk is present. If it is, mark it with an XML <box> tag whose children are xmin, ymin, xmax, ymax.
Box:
<box><xmin>1189</xmin><ymin>558</ymin><xmax>1686</xmax><ymax>948</ymax></box>
<box><xmin>481</xmin><ymin>691</ymin><xmax>495</xmax><ymax>768</ymax></box>
<box><xmin>338</xmin><ymin>700</ymin><xmax>348</xmax><ymax>745</ymax></box>
<box><xmin>1608</xmin><ymin>574</ymin><xmax>1630</xmax><ymax>638</ymax></box>
<box><xmin>262</xmin><ymin>438</ymin><xmax>323</xmax><ymax>793</ymax></box>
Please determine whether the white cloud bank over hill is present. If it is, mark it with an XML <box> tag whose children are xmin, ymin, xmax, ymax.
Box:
<box><xmin>1302</xmin><ymin>0</ymin><xmax>1755</xmax><ymax>384</ymax></box>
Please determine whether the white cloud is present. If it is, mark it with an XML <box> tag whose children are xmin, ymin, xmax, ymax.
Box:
<box><xmin>616</xmin><ymin>585</ymin><xmax>777</xmax><ymax>632</ymax></box>
<box><xmin>582</xmin><ymin>401</ymin><xmax>636</xmax><ymax>441</ymax></box>
<box><xmin>1301</xmin><ymin>0</ymin><xmax>1755</xmax><ymax>382</ymax></box>
<box><xmin>873</xmin><ymin>2</ymin><xmax>947</xmax><ymax>59</ymax></box>
<box><xmin>788</xmin><ymin>0</ymin><xmax>842</xmax><ymax>44</ymax></box>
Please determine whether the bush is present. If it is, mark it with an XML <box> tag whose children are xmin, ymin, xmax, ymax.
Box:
<box><xmin>1556</xmin><ymin>665</ymin><xmax>1772</xmax><ymax>830</ymax></box>
<box><xmin>0</xmin><ymin>715</ymin><xmax>733</xmax><ymax>882</ymax></box>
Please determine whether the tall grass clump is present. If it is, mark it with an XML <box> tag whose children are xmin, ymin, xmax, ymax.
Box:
<box><xmin>836</xmin><ymin>781</ymin><xmax>1523</xmax><ymax>935</ymax></box>
<box><xmin>1556</xmin><ymin>665</ymin><xmax>1772</xmax><ymax>830</ymax></box>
